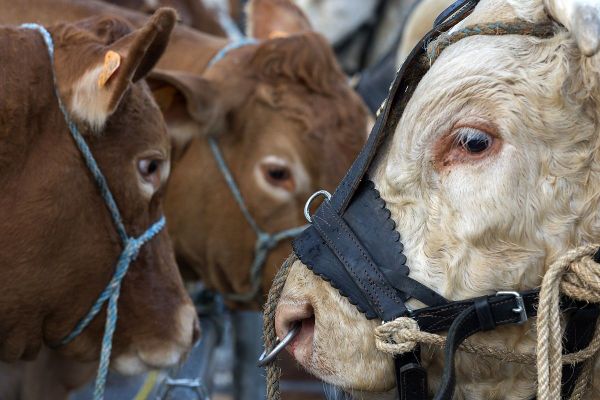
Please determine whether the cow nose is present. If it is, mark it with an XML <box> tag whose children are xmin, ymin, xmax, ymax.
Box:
<box><xmin>275</xmin><ymin>299</ymin><xmax>315</xmax><ymax>363</ymax></box>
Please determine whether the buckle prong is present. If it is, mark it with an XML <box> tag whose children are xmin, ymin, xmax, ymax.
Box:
<box><xmin>496</xmin><ymin>291</ymin><xmax>528</xmax><ymax>324</ymax></box>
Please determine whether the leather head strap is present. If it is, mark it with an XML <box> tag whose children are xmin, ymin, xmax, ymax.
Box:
<box><xmin>292</xmin><ymin>0</ymin><xmax>479</xmax><ymax>321</ymax></box>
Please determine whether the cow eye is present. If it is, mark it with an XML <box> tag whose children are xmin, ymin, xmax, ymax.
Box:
<box><xmin>268</xmin><ymin>166</ymin><xmax>291</xmax><ymax>181</ymax></box>
<box><xmin>137</xmin><ymin>158</ymin><xmax>164</xmax><ymax>192</ymax></box>
<box><xmin>456</xmin><ymin>128</ymin><xmax>492</xmax><ymax>154</ymax></box>
<box><xmin>260</xmin><ymin>162</ymin><xmax>295</xmax><ymax>192</ymax></box>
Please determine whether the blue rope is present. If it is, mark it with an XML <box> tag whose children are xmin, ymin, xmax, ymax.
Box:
<box><xmin>208</xmin><ymin>137</ymin><xmax>308</xmax><ymax>302</ymax></box>
<box><xmin>21</xmin><ymin>23</ymin><xmax>166</xmax><ymax>400</ymax></box>
<box><xmin>206</xmin><ymin>37</ymin><xmax>259</xmax><ymax>69</ymax></box>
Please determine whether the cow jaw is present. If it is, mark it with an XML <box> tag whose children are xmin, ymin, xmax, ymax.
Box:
<box><xmin>112</xmin><ymin>303</ymin><xmax>198</xmax><ymax>374</ymax></box>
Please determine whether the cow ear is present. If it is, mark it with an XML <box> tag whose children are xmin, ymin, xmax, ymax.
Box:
<box><xmin>544</xmin><ymin>0</ymin><xmax>600</xmax><ymax>56</ymax></box>
<box><xmin>67</xmin><ymin>8</ymin><xmax>177</xmax><ymax>131</ymax></box>
<box><xmin>246</xmin><ymin>0</ymin><xmax>312</xmax><ymax>39</ymax></box>
<box><xmin>146</xmin><ymin>69</ymin><xmax>223</xmax><ymax>160</ymax></box>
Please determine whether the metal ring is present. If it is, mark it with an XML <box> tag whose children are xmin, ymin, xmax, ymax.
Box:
<box><xmin>257</xmin><ymin>323</ymin><xmax>301</xmax><ymax>367</ymax></box>
<box><xmin>303</xmin><ymin>190</ymin><xmax>332</xmax><ymax>223</ymax></box>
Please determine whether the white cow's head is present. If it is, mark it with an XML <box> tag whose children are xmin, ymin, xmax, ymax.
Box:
<box><xmin>274</xmin><ymin>0</ymin><xmax>600</xmax><ymax>398</ymax></box>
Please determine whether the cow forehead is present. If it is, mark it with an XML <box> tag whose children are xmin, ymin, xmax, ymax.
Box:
<box><xmin>395</xmin><ymin>33</ymin><xmax>560</xmax><ymax>150</ymax></box>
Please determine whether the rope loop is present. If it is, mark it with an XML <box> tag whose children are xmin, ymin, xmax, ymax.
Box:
<box><xmin>375</xmin><ymin>317</ymin><xmax>420</xmax><ymax>354</ymax></box>
<box><xmin>373</xmin><ymin>244</ymin><xmax>600</xmax><ymax>400</ymax></box>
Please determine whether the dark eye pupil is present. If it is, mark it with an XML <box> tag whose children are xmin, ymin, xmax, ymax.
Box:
<box><xmin>147</xmin><ymin>160</ymin><xmax>159</xmax><ymax>175</ymax></box>
<box><xmin>269</xmin><ymin>168</ymin><xmax>288</xmax><ymax>181</ymax></box>
<box><xmin>460</xmin><ymin>133</ymin><xmax>490</xmax><ymax>153</ymax></box>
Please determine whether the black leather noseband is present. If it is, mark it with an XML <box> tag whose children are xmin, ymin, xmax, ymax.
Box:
<box><xmin>292</xmin><ymin>0</ymin><xmax>600</xmax><ymax>398</ymax></box>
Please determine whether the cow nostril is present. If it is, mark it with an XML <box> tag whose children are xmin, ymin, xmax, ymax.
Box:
<box><xmin>275</xmin><ymin>301</ymin><xmax>314</xmax><ymax>340</ymax></box>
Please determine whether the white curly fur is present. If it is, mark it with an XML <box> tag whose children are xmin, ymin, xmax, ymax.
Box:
<box><xmin>277</xmin><ymin>0</ymin><xmax>600</xmax><ymax>398</ymax></box>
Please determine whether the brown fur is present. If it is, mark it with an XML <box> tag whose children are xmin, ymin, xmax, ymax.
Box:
<box><xmin>103</xmin><ymin>0</ymin><xmax>227</xmax><ymax>36</ymax></box>
<box><xmin>0</xmin><ymin>8</ymin><xmax>196</xmax><ymax>377</ymax></box>
<box><xmin>0</xmin><ymin>0</ymin><xmax>367</xmax><ymax>396</ymax></box>
<box><xmin>0</xmin><ymin>0</ymin><xmax>369</xmax><ymax>308</ymax></box>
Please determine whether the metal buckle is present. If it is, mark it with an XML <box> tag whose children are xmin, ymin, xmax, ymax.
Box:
<box><xmin>303</xmin><ymin>190</ymin><xmax>332</xmax><ymax>223</ymax></box>
<box><xmin>496</xmin><ymin>291</ymin><xmax>528</xmax><ymax>324</ymax></box>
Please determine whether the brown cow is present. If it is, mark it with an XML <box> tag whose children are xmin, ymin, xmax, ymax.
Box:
<box><xmin>1</xmin><ymin>0</ymin><xmax>367</xmax><ymax>397</ymax></box>
<box><xmin>0</xmin><ymin>0</ymin><xmax>370</xmax><ymax>308</ymax></box>
<box><xmin>103</xmin><ymin>0</ymin><xmax>227</xmax><ymax>36</ymax></box>
<box><xmin>0</xmin><ymin>6</ymin><xmax>197</xmax><ymax>391</ymax></box>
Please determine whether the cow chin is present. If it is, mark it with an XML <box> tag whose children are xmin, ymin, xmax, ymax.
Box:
<box><xmin>113</xmin><ymin>303</ymin><xmax>198</xmax><ymax>375</ymax></box>
<box><xmin>277</xmin><ymin>260</ymin><xmax>396</xmax><ymax>394</ymax></box>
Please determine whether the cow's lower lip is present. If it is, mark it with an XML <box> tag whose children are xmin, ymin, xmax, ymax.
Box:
<box><xmin>287</xmin><ymin>316</ymin><xmax>315</xmax><ymax>362</ymax></box>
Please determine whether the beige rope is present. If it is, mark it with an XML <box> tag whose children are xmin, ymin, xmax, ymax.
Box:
<box><xmin>375</xmin><ymin>244</ymin><xmax>600</xmax><ymax>400</ymax></box>
<box><xmin>263</xmin><ymin>253</ymin><xmax>298</xmax><ymax>400</ymax></box>
<box><xmin>537</xmin><ymin>245</ymin><xmax>600</xmax><ymax>400</ymax></box>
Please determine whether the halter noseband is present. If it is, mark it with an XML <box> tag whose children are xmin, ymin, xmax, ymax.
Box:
<box><xmin>270</xmin><ymin>0</ymin><xmax>600</xmax><ymax>398</ymax></box>
<box><xmin>205</xmin><ymin>41</ymin><xmax>308</xmax><ymax>303</ymax></box>
<box><xmin>21</xmin><ymin>24</ymin><xmax>166</xmax><ymax>400</ymax></box>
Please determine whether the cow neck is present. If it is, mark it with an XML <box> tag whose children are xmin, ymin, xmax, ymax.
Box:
<box><xmin>287</xmin><ymin>0</ymin><xmax>600</xmax><ymax>399</ymax></box>
<box><xmin>21</xmin><ymin>23</ymin><xmax>166</xmax><ymax>400</ymax></box>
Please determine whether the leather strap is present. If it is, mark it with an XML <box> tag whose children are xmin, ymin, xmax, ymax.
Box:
<box><xmin>328</xmin><ymin>0</ymin><xmax>479</xmax><ymax>216</ymax></box>
<box><xmin>312</xmin><ymin>200</ymin><xmax>408</xmax><ymax>321</ymax></box>
<box><xmin>412</xmin><ymin>290</ymin><xmax>541</xmax><ymax>333</ymax></box>
<box><xmin>295</xmin><ymin>181</ymin><xmax>448</xmax><ymax>321</ymax></box>
<box><xmin>401</xmin><ymin>292</ymin><xmax>598</xmax><ymax>400</ymax></box>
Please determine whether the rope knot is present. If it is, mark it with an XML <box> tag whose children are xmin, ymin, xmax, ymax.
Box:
<box><xmin>375</xmin><ymin>317</ymin><xmax>420</xmax><ymax>354</ymax></box>
<box><xmin>560</xmin><ymin>254</ymin><xmax>600</xmax><ymax>303</ymax></box>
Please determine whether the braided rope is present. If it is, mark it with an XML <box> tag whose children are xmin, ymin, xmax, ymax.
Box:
<box><xmin>536</xmin><ymin>245</ymin><xmax>600</xmax><ymax>400</ymax></box>
<box><xmin>427</xmin><ymin>20</ymin><xmax>557</xmax><ymax>65</ymax></box>
<box><xmin>376</xmin><ymin>244</ymin><xmax>600</xmax><ymax>400</ymax></box>
<box><xmin>208</xmin><ymin>137</ymin><xmax>308</xmax><ymax>303</ymax></box>
<box><xmin>21</xmin><ymin>23</ymin><xmax>166</xmax><ymax>400</ymax></box>
<box><xmin>263</xmin><ymin>253</ymin><xmax>298</xmax><ymax>400</ymax></box>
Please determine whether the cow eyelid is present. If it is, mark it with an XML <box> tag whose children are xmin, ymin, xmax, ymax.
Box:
<box><xmin>452</xmin><ymin>127</ymin><xmax>492</xmax><ymax>153</ymax></box>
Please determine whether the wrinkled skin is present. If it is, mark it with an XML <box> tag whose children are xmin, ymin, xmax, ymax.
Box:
<box><xmin>275</xmin><ymin>0</ymin><xmax>600</xmax><ymax>398</ymax></box>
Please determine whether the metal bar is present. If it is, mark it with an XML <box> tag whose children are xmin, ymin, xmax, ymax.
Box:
<box><xmin>231</xmin><ymin>311</ymin><xmax>267</xmax><ymax>400</ymax></box>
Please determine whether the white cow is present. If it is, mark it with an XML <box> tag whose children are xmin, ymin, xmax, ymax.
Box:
<box><xmin>274</xmin><ymin>0</ymin><xmax>600</xmax><ymax>398</ymax></box>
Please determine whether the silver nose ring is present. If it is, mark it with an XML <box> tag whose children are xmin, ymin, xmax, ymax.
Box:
<box><xmin>257</xmin><ymin>322</ymin><xmax>301</xmax><ymax>367</ymax></box>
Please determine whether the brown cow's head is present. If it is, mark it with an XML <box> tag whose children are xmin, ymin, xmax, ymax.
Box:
<box><xmin>149</xmin><ymin>0</ymin><xmax>369</xmax><ymax>308</ymax></box>
<box><xmin>274</xmin><ymin>0</ymin><xmax>600</xmax><ymax>398</ymax></box>
<box><xmin>0</xmin><ymin>9</ymin><xmax>198</xmax><ymax>373</ymax></box>
<box><xmin>102</xmin><ymin>0</ymin><xmax>226</xmax><ymax>36</ymax></box>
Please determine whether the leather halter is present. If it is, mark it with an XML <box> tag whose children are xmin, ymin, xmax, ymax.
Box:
<box><xmin>292</xmin><ymin>0</ymin><xmax>600</xmax><ymax>398</ymax></box>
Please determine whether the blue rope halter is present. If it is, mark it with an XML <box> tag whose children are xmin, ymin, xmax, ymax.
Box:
<box><xmin>21</xmin><ymin>23</ymin><xmax>167</xmax><ymax>400</ymax></box>
<box><xmin>208</xmin><ymin>138</ymin><xmax>308</xmax><ymax>302</ymax></box>
<box><xmin>205</xmin><ymin>37</ymin><xmax>307</xmax><ymax>302</ymax></box>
